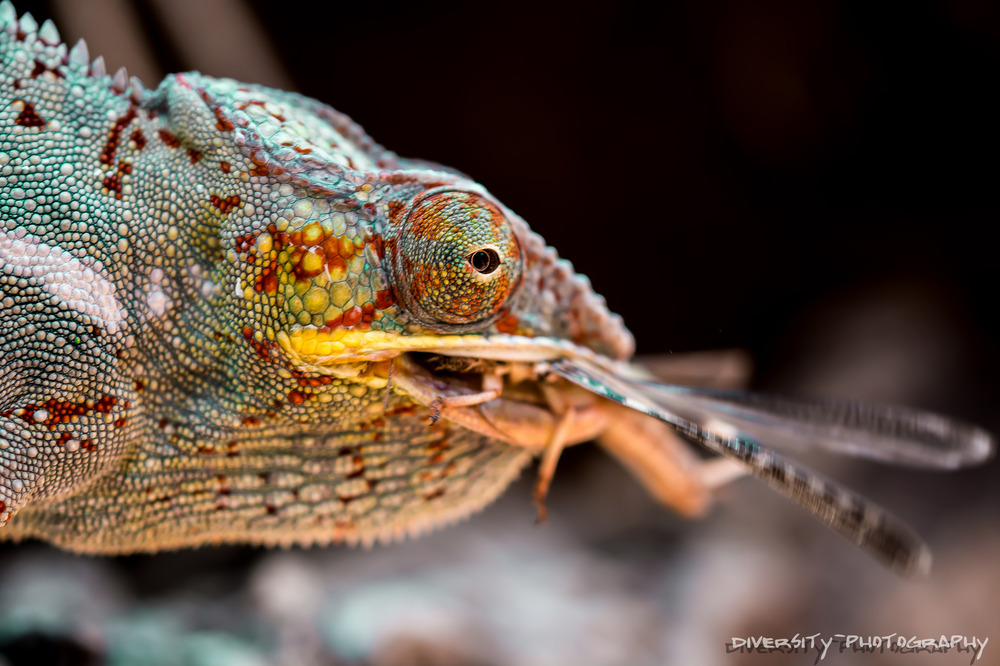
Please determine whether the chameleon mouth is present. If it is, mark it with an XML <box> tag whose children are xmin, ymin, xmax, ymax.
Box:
<box><xmin>392</xmin><ymin>352</ymin><xmax>610</xmax><ymax>450</ymax></box>
<box><xmin>277</xmin><ymin>327</ymin><xmax>615</xmax><ymax>367</ymax></box>
<box><xmin>276</xmin><ymin>327</ymin><xmax>613</xmax><ymax>452</ymax></box>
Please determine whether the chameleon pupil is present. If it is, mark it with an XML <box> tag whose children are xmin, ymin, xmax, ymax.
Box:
<box><xmin>470</xmin><ymin>249</ymin><xmax>500</xmax><ymax>274</ymax></box>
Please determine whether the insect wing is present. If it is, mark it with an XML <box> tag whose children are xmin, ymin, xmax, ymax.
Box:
<box><xmin>633</xmin><ymin>382</ymin><xmax>995</xmax><ymax>470</ymax></box>
<box><xmin>548</xmin><ymin>358</ymin><xmax>934</xmax><ymax>577</ymax></box>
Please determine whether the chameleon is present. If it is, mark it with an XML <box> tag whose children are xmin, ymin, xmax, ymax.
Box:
<box><xmin>0</xmin><ymin>2</ymin><xmax>992</xmax><ymax>575</ymax></box>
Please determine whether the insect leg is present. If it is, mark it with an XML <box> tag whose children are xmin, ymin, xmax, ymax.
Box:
<box><xmin>597</xmin><ymin>403</ymin><xmax>711</xmax><ymax>518</ymax></box>
<box><xmin>533</xmin><ymin>385</ymin><xmax>578</xmax><ymax>523</ymax></box>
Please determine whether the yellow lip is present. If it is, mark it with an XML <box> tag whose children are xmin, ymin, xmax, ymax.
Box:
<box><xmin>277</xmin><ymin>327</ymin><xmax>613</xmax><ymax>367</ymax></box>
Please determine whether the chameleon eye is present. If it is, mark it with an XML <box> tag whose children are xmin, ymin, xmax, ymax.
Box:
<box><xmin>390</xmin><ymin>191</ymin><xmax>521</xmax><ymax>328</ymax></box>
<box><xmin>469</xmin><ymin>249</ymin><xmax>501</xmax><ymax>274</ymax></box>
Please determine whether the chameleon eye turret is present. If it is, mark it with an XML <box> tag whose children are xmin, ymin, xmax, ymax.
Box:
<box><xmin>386</xmin><ymin>190</ymin><xmax>522</xmax><ymax>329</ymax></box>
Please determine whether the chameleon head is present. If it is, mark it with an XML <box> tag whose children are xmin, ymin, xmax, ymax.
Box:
<box><xmin>179</xmin><ymin>69</ymin><xmax>633</xmax><ymax>367</ymax></box>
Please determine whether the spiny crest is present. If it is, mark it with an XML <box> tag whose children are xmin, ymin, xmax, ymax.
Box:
<box><xmin>0</xmin><ymin>4</ymin><xmax>55</xmax><ymax>51</ymax></box>
<box><xmin>0</xmin><ymin>1</ymin><xmax>146</xmax><ymax>104</ymax></box>
<box><xmin>67</xmin><ymin>35</ymin><xmax>88</xmax><ymax>64</ymax></box>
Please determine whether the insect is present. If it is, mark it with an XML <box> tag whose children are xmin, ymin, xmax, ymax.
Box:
<box><xmin>0</xmin><ymin>2</ymin><xmax>992</xmax><ymax>576</ymax></box>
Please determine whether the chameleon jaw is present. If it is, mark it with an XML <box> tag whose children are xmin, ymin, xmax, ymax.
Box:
<box><xmin>277</xmin><ymin>328</ymin><xmax>618</xmax><ymax>367</ymax></box>
<box><xmin>278</xmin><ymin>327</ymin><xmax>613</xmax><ymax>452</ymax></box>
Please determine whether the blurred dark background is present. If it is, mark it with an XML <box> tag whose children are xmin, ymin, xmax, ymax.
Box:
<box><xmin>2</xmin><ymin>1</ymin><xmax>998</xmax><ymax>665</ymax></box>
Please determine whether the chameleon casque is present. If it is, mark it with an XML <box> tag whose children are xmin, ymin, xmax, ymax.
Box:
<box><xmin>0</xmin><ymin>3</ymin><xmax>993</xmax><ymax>575</ymax></box>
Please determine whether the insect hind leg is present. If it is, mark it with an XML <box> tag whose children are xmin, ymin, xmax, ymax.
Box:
<box><xmin>597</xmin><ymin>403</ymin><xmax>715</xmax><ymax>518</ymax></box>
